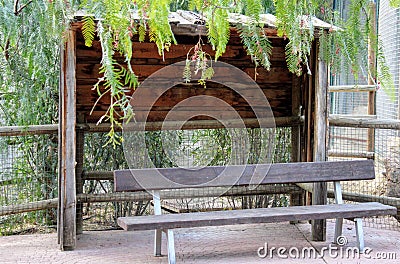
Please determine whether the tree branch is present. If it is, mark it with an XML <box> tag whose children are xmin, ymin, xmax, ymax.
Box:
<box><xmin>14</xmin><ymin>0</ymin><xmax>33</xmax><ymax>16</ymax></box>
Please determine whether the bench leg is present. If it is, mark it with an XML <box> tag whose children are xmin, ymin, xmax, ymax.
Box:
<box><xmin>153</xmin><ymin>191</ymin><xmax>163</xmax><ymax>256</ymax></box>
<box><xmin>166</xmin><ymin>229</ymin><xmax>176</xmax><ymax>264</ymax></box>
<box><xmin>154</xmin><ymin>229</ymin><xmax>162</xmax><ymax>256</ymax></box>
<box><xmin>334</xmin><ymin>218</ymin><xmax>343</xmax><ymax>244</ymax></box>
<box><xmin>354</xmin><ymin>218</ymin><xmax>365</xmax><ymax>253</ymax></box>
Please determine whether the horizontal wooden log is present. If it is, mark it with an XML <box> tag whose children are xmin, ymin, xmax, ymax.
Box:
<box><xmin>77</xmin><ymin>185</ymin><xmax>302</xmax><ymax>203</ymax></box>
<box><xmin>0</xmin><ymin>198</ymin><xmax>58</xmax><ymax>216</ymax></box>
<box><xmin>76</xmin><ymin>63</ymin><xmax>293</xmax><ymax>83</ymax></box>
<box><xmin>82</xmin><ymin>171</ymin><xmax>114</xmax><ymax>180</ymax></box>
<box><xmin>328</xmin><ymin>85</ymin><xmax>376</xmax><ymax>92</ymax></box>
<box><xmin>329</xmin><ymin>114</ymin><xmax>377</xmax><ymax>119</ymax></box>
<box><xmin>117</xmin><ymin>202</ymin><xmax>396</xmax><ymax>231</ymax></box>
<box><xmin>329</xmin><ymin>116</ymin><xmax>400</xmax><ymax>129</ymax></box>
<box><xmin>80</xmin><ymin>116</ymin><xmax>304</xmax><ymax>133</ymax></box>
<box><xmin>114</xmin><ymin>160</ymin><xmax>375</xmax><ymax>192</ymax></box>
<box><xmin>0</xmin><ymin>124</ymin><xmax>58</xmax><ymax>136</ymax></box>
<box><xmin>0</xmin><ymin>116</ymin><xmax>303</xmax><ymax>139</ymax></box>
<box><xmin>327</xmin><ymin>150</ymin><xmax>375</xmax><ymax>159</ymax></box>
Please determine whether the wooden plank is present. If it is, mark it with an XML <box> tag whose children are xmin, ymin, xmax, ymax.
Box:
<box><xmin>59</xmin><ymin>29</ymin><xmax>77</xmax><ymax>251</ymax></box>
<box><xmin>114</xmin><ymin>160</ymin><xmax>375</xmax><ymax>192</ymax></box>
<box><xmin>312</xmin><ymin>52</ymin><xmax>328</xmax><ymax>241</ymax></box>
<box><xmin>328</xmin><ymin>85</ymin><xmax>376</xmax><ymax>92</ymax></box>
<box><xmin>76</xmin><ymin>63</ymin><xmax>292</xmax><ymax>83</ymax></box>
<box><xmin>328</xmin><ymin>116</ymin><xmax>400</xmax><ymax>129</ymax></box>
<box><xmin>117</xmin><ymin>202</ymin><xmax>396</xmax><ymax>231</ymax></box>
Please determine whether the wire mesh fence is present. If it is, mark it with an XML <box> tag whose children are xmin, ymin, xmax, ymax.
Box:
<box><xmin>80</xmin><ymin>127</ymin><xmax>293</xmax><ymax>230</ymax></box>
<box><xmin>0</xmin><ymin>133</ymin><xmax>58</xmax><ymax>235</ymax></box>
<box><xmin>0</xmin><ymin>124</ymin><xmax>399</xmax><ymax>234</ymax></box>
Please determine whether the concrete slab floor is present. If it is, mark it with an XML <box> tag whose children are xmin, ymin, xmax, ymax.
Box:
<box><xmin>0</xmin><ymin>221</ymin><xmax>399</xmax><ymax>263</ymax></box>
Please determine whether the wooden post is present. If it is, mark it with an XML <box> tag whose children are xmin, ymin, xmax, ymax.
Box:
<box><xmin>76</xmin><ymin>114</ymin><xmax>85</xmax><ymax>235</ymax></box>
<box><xmin>367</xmin><ymin>2</ymin><xmax>377</xmax><ymax>153</ymax></box>
<box><xmin>58</xmin><ymin>28</ymin><xmax>77</xmax><ymax>250</ymax></box>
<box><xmin>312</xmin><ymin>51</ymin><xmax>328</xmax><ymax>241</ymax></box>
<box><xmin>290</xmin><ymin>75</ymin><xmax>304</xmax><ymax>214</ymax></box>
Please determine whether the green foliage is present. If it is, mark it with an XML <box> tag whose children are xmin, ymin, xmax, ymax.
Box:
<box><xmin>377</xmin><ymin>39</ymin><xmax>396</xmax><ymax>102</ymax></box>
<box><xmin>82</xmin><ymin>16</ymin><xmax>96</xmax><ymax>47</ymax></box>
<box><xmin>390</xmin><ymin>0</ymin><xmax>400</xmax><ymax>7</ymax></box>
<box><xmin>147</xmin><ymin>0</ymin><xmax>177</xmax><ymax>58</ymax></box>
<box><xmin>0</xmin><ymin>1</ymin><xmax>66</xmax><ymax>234</ymax></box>
<box><xmin>274</xmin><ymin>0</ymin><xmax>317</xmax><ymax>75</ymax></box>
<box><xmin>1</xmin><ymin>0</ymin><xmax>395</xmax><ymax>144</ymax></box>
<box><xmin>236</xmin><ymin>23</ymin><xmax>272</xmax><ymax>75</ymax></box>
<box><xmin>183</xmin><ymin>41</ymin><xmax>214</xmax><ymax>87</ymax></box>
<box><xmin>205</xmin><ymin>2</ymin><xmax>230</xmax><ymax>60</ymax></box>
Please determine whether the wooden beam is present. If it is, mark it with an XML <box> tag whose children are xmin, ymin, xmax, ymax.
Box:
<box><xmin>82</xmin><ymin>116</ymin><xmax>305</xmax><ymax>133</ymax></box>
<box><xmin>82</xmin><ymin>171</ymin><xmax>114</xmax><ymax>180</ymax></box>
<box><xmin>328</xmin><ymin>85</ymin><xmax>376</xmax><ymax>93</ymax></box>
<box><xmin>367</xmin><ymin>2</ymin><xmax>377</xmax><ymax>155</ymax></box>
<box><xmin>59</xmin><ymin>29</ymin><xmax>77</xmax><ymax>251</ymax></box>
<box><xmin>290</xmin><ymin>75</ymin><xmax>304</xmax><ymax>211</ymax></box>
<box><xmin>0</xmin><ymin>115</ymin><xmax>305</xmax><ymax>137</ymax></box>
<box><xmin>75</xmin><ymin>114</ymin><xmax>85</xmax><ymax>235</ymax></box>
<box><xmin>0</xmin><ymin>199</ymin><xmax>58</xmax><ymax>217</ymax></box>
<box><xmin>328</xmin><ymin>116</ymin><xmax>400</xmax><ymax>129</ymax></box>
<box><xmin>312</xmin><ymin>53</ymin><xmax>328</xmax><ymax>241</ymax></box>
<box><xmin>298</xmin><ymin>185</ymin><xmax>400</xmax><ymax>209</ymax></box>
<box><xmin>0</xmin><ymin>124</ymin><xmax>58</xmax><ymax>136</ymax></box>
<box><xmin>327</xmin><ymin>150</ymin><xmax>375</xmax><ymax>159</ymax></box>
<box><xmin>77</xmin><ymin>185</ymin><xmax>302</xmax><ymax>203</ymax></box>
<box><xmin>329</xmin><ymin>114</ymin><xmax>377</xmax><ymax>119</ymax></box>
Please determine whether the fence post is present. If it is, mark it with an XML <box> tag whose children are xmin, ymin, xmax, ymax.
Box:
<box><xmin>58</xmin><ymin>28</ymin><xmax>77</xmax><ymax>251</ymax></box>
<box><xmin>312</xmin><ymin>50</ymin><xmax>328</xmax><ymax>241</ymax></box>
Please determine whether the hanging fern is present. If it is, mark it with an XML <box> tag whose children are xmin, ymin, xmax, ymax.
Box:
<box><xmin>81</xmin><ymin>16</ymin><xmax>96</xmax><ymax>47</ymax></box>
<box><xmin>206</xmin><ymin>5</ymin><xmax>230</xmax><ymax>60</ymax></box>
<box><xmin>236</xmin><ymin>23</ymin><xmax>272</xmax><ymax>77</ymax></box>
<box><xmin>377</xmin><ymin>38</ymin><xmax>396</xmax><ymax>102</ymax></box>
<box><xmin>74</xmin><ymin>0</ymin><xmax>392</xmax><ymax>142</ymax></box>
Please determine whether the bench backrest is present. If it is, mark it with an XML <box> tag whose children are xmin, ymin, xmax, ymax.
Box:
<box><xmin>114</xmin><ymin>160</ymin><xmax>375</xmax><ymax>192</ymax></box>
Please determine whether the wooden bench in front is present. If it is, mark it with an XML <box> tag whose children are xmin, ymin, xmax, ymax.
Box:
<box><xmin>114</xmin><ymin>160</ymin><xmax>396</xmax><ymax>264</ymax></box>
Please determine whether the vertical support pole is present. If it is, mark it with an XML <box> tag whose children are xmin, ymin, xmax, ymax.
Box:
<box><xmin>57</xmin><ymin>42</ymin><xmax>64</xmax><ymax>246</ymax></box>
<box><xmin>153</xmin><ymin>191</ymin><xmax>162</xmax><ymax>256</ymax></box>
<box><xmin>290</xmin><ymin>75</ymin><xmax>304</xmax><ymax>222</ymax></box>
<box><xmin>367</xmin><ymin>1</ymin><xmax>377</xmax><ymax>154</ymax></box>
<box><xmin>312</xmin><ymin>50</ymin><xmax>328</xmax><ymax>241</ymax></box>
<box><xmin>75</xmin><ymin>114</ymin><xmax>85</xmax><ymax>235</ymax></box>
<box><xmin>58</xmin><ymin>28</ymin><xmax>77</xmax><ymax>250</ymax></box>
<box><xmin>354</xmin><ymin>218</ymin><xmax>365</xmax><ymax>252</ymax></box>
<box><xmin>333</xmin><ymin>181</ymin><xmax>343</xmax><ymax>242</ymax></box>
<box><xmin>166</xmin><ymin>229</ymin><xmax>176</xmax><ymax>264</ymax></box>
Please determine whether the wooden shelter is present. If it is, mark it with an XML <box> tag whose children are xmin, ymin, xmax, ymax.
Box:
<box><xmin>58</xmin><ymin>11</ymin><xmax>330</xmax><ymax>250</ymax></box>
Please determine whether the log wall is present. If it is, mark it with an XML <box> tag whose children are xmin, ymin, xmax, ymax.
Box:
<box><xmin>74</xmin><ymin>24</ymin><xmax>295</xmax><ymax>124</ymax></box>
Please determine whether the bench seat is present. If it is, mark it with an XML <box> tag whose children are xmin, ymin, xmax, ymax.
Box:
<box><xmin>114</xmin><ymin>160</ymin><xmax>398</xmax><ymax>263</ymax></box>
<box><xmin>118</xmin><ymin>202</ymin><xmax>396</xmax><ymax>231</ymax></box>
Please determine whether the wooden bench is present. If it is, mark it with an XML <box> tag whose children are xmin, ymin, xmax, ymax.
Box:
<box><xmin>114</xmin><ymin>160</ymin><xmax>396</xmax><ymax>264</ymax></box>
